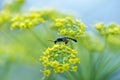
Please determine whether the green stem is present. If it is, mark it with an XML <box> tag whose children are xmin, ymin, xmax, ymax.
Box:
<box><xmin>89</xmin><ymin>51</ymin><xmax>95</xmax><ymax>80</ymax></box>
<box><xmin>0</xmin><ymin>58</ymin><xmax>12</xmax><ymax>80</ymax></box>
<box><xmin>28</xmin><ymin>29</ymin><xmax>48</xmax><ymax>47</ymax></box>
<box><xmin>94</xmin><ymin>35</ymin><xmax>108</xmax><ymax>80</ymax></box>
<box><xmin>66</xmin><ymin>71</ymin><xmax>75</xmax><ymax>80</ymax></box>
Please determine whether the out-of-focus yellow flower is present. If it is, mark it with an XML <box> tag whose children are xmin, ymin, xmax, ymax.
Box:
<box><xmin>95</xmin><ymin>23</ymin><xmax>103</xmax><ymax>30</ymax></box>
<box><xmin>70</xmin><ymin>54</ymin><xmax>76</xmax><ymax>58</ymax></box>
<box><xmin>11</xmin><ymin>22</ymin><xmax>19</xmax><ymax>30</ymax></box>
<box><xmin>50</xmin><ymin>61</ymin><xmax>59</xmax><ymax>67</ymax></box>
<box><xmin>60</xmin><ymin>29</ymin><xmax>67</xmax><ymax>35</ymax></box>
<box><xmin>95</xmin><ymin>23</ymin><xmax>120</xmax><ymax>36</ymax></box>
<box><xmin>75</xmin><ymin>58</ymin><xmax>80</xmax><ymax>64</ymax></box>
<box><xmin>0</xmin><ymin>10</ymin><xmax>12</xmax><ymax>28</ymax></box>
<box><xmin>54</xmin><ymin>66</ymin><xmax>64</xmax><ymax>73</ymax></box>
<box><xmin>27</xmin><ymin>22</ymin><xmax>34</xmax><ymax>28</ymax></box>
<box><xmin>69</xmin><ymin>30</ymin><xmax>75</xmax><ymax>36</ymax></box>
<box><xmin>39</xmin><ymin>56</ymin><xmax>49</xmax><ymax>61</ymax></box>
<box><xmin>42</xmin><ymin>60</ymin><xmax>49</xmax><ymax>67</ymax></box>
<box><xmin>69</xmin><ymin>58</ymin><xmax>76</xmax><ymax>64</ymax></box>
<box><xmin>79</xmin><ymin>29</ymin><xmax>84</xmax><ymax>34</ymax></box>
<box><xmin>113</xmin><ymin>27</ymin><xmax>119</xmax><ymax>33</ymax></box>
<box><xmin>71</xmin><ymin>50</ymin><xmax>77</xmax><ymax>54</ymax></box>
<box><xmin>19</xmin><ymin>23</ymin><xmax>26</xmax><ymax>29</ymax></box>
<box><xmin>44</xmin><ymin>69</ymin><xmax>50</xmax><ymax>77</ymax></box>
<box><xmin>72</xmin><ymin>66</ymin><xmax>78</xmax><ymax>72</ymax></box>
<box><xmin>63</xmin><ymin>63</ymin><xmax>69</xmax><ymax>71</ymax></box>
<box><xmin>10</xmin><ymin>12</ymin><xmax>45</xmax><ymax>30</ymax></box>
<box><xmin>66</xmin><ymin>17</ymin><xmax>72</xmax><ymax>23</ymax></box>
<box><xmin>55</xmin><ymin>22</ymin><xmax>63</xmax><ymax>28</ymax></box>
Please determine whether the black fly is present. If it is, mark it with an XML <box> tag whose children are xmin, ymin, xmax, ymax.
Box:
<box><xmin>54</xmin><ymin>37</ymin><xmax>77</xmax><ymax>44</ymax></box>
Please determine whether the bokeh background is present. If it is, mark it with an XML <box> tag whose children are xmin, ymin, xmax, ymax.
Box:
<box><xmin>0</xmin><ymin>0</ymin><xmax>120</xmax><ymax>80</ymax></box>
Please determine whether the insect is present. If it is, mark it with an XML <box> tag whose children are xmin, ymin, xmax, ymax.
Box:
<box><xmin>54</xmin><ymin>37</ymin><xmax>77</xmax><ymax>44</ymax></box>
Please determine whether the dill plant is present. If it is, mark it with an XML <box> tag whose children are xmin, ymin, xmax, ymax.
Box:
<box><xmin>0</xmin><ymin>0</ymin><xmax>120</xmax><ymax>80</ymax></box>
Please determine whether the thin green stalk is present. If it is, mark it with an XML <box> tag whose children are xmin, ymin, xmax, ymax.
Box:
<box><xmin>66</xmin><ymin>71</ymin><xmax>75</xmax><ymax>80</ymax></box>
<box><xmin>0</xmin><ymin>58</ymin><xmax>11</xmax><ymax>80</ymax></box>
<box><xmin>89</xmin><ymin>51</ymin><xmax>95</xmax><ymax>80</ymax></box>
<box><xmin>94</xmin><ymin>35</ymin><xmax>108</xmax><ymax>80</ymax></box>
<box><xmin>28</xmin><ymin>29</ymin><xmax>48</xmax><ymax>47</ymax></box>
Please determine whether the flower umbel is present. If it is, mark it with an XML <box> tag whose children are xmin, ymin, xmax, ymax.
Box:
<box><xmin>11</xmin><ymin>12</ymin><xmax>44</xmax><ymax>30</ymax></box>
<box><xmin>51</xmin><ymin>17</ymin><xmax>85</xmax><ymax>39</ymax></box>
<box><xmin>39</xmin><ymin>44</ymin><xmax>80</xmax><ymax>77</ymax></box>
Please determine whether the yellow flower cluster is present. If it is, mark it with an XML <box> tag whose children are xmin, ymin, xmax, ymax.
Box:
<box><xmin>4</xmin><ymin>0</ymin><xmax>25</xmax><ymax>12</ymax></box>
<box><xmin>51</xmin><ymin>17</ymin><xmax>85</xmax><ymax>39</ymax></box>
<box><xmin>9</xmin><ymin>10</ymin><xmax>67</xmax><ymax>30</ymax></box>
<box><xmin>95</xmin><ymin>23</ymin><xmax>120</xmax><ymax>46</ymax></box>
<box><xmin>39</xmin><ymin>44</ymin><xmax>80</xmax><ymax>77</ymax></box>
<box><xmin>0</xmin><ymin>11</ymin><xmax>12</xmax><ymax>26</ymax></box>
<box><xmin>95</xmin><ymin>23</ymin><xmax>120</xmax><ymax>35</ymax></box>
<box><xmin>11</xmin><ymin>12</ymin><xmax>44</xmax><ymax>30</ymax></box>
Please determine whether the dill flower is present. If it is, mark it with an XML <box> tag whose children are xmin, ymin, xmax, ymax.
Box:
<box><xmin>95</xmin><ymin>23</ymin><xmax>104</xmax><ymax>31</ymax></box>
<box><xmin>63</xmin><ymin>63</ymin><xmax>70</xmax><ymax>71</ymax></box>
<box><xmin>39</xmin><ymin>44</ymin><xmax>80</xmax><ymax>77</ymax></box>
<box><xmin>42</xmin><ymin>60</ymin><xmax>49</xmax><ymax>67</ymax></box>
<box><xmin>69</xmin><ymin>58</ymin><xmax>77</xmax><ymax>64</ymax></box>
<box><xmin>43</xmin><ymin>69</ymin><xmax>50</xmax><ymax>77</ymax></box>
<box><xmin>72</xmin><ymin>66</ymin><xmax>78</xmax><ymax>72</ymax></box>
<box><xmin>50</xmin><ymin>61</ymin><xmax>59</xmax><ymax>67</ymax></box>
<box><xmin>0</xmin><ymin>11</ymin><xmax>12</xmax><ymax>27</ymax></box>
<box><xmin>51</xmin><ymin>17</ymin><xmax>85</xmax><ymax>39</ymax></box>
<box><xmin>60</xmin><ymin>29</ymin><xmax>67</xmax><ymax>35</ymax></box>
<box><xmin>10</xmin><ymin>13</ymin><xmax>44</xmax><ymax>30</ymax></box>
<box><xmin>95</xmin><ymin>23</ymin><xmax>120</xmax><ymax>35</ymax></box>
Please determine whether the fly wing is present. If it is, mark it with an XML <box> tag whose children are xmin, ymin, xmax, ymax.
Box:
<box><xmin>67</xmin><ymin>37</ymin><xmax>77</xmax><ymax>42</ymax></box>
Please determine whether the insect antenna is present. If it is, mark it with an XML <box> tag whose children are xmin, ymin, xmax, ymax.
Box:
<box><xmin>48</xmin><ymin>40</ymin><xmax>54</xmax><ymax>42</ymax></box>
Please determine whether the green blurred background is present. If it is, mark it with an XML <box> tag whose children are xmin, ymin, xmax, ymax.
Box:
<box><xmin>0</xmin><ymin>0</ymin><xmax>120</xmax><ymax>80</ymax></box>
